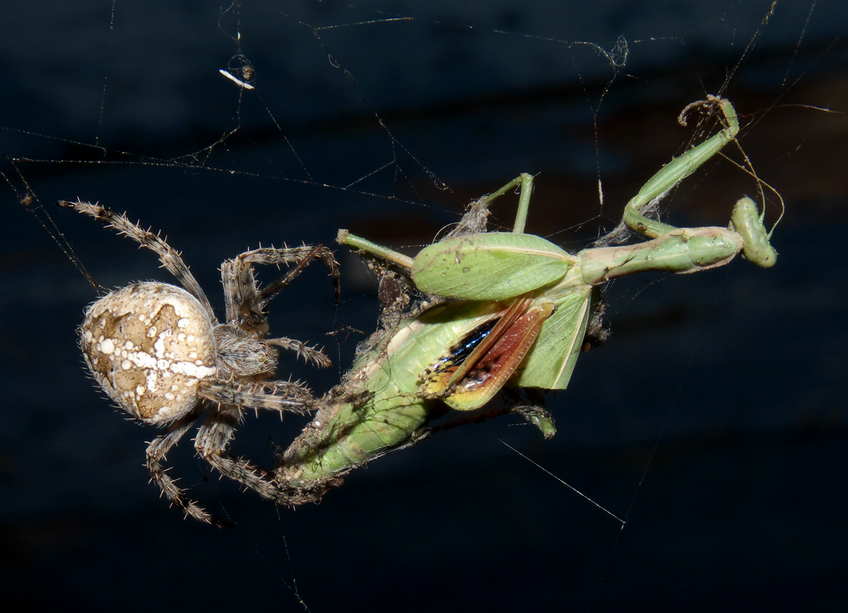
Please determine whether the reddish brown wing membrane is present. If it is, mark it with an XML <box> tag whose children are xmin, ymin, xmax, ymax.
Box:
<box><xmin>422</xmin><ymin>297</ymin><xmax>555</xmax><ymax>410</ymax></box>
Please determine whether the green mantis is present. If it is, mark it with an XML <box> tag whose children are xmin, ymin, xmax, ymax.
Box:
<box><xmin>274</xmin><ymin>96</ymin><xmax>779</xmax><ymax>494</ymax></box>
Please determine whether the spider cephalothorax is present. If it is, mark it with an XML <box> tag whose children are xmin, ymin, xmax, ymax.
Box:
<box><xmin>64</xmin><ymin>199</ymin><xmax>338</xmax><ymax>526</ymax></box>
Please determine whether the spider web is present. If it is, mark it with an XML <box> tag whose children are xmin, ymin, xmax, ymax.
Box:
<box><xmin>2</xmin><ymin>1</ymin><xmax>846</xmax><ymax>611</ymax></box>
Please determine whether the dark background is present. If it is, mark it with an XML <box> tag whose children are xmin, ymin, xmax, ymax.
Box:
<box><xmin>2</xmin><ymin>1</ymin><xmax>846</xmax><ymax>611</ymax></box>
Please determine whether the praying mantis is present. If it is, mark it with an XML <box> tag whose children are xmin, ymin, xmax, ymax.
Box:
<box><xmin>274</xmin><ymin>96</ymin><xmax>779</xmax><ymax>495</ymax></box>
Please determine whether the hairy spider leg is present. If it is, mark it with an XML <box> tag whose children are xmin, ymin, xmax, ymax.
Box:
<box><xmin>194</xmin><ymin>404</ymin><xmax>307</xmax><ymax>510</ymax></box>
<box><xmin>58</xmin><ymin>199</ymin><xmax>216</xmax><ymax>319</ymax></box>
<box><xmin>220</xmin><ymin>245</ymin><xmax>339</xmax><ymax>367</ymax></box>
<box><xmin>145</xmin><ymin>416</ymin><xmax>228</xmax><ymax>526</ymax></box>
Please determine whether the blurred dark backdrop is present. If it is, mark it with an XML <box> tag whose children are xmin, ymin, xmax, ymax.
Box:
<box><xmin>1</xmin><ymin>1</ymin><xmax>846</xmax><ymax>611</ymax></box>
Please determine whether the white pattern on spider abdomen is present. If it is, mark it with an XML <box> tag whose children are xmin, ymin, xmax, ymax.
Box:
<box><xmin>80</xmin><ymin>282</ymin><xmax>217</xmax><ymax>425</ymax></box>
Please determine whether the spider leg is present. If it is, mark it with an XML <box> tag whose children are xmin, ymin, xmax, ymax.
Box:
<box><xmin>145</xmin><ymin>415</ymin><xmax>231</xmax><ymax>527</ymax></box>
<box><xmin>58</xmin><ymin>199</ymin><xmax>216</xmax><ymax>320</ymax></box>
<box><xmin>194</xmin><ymin>404</ymin><xmax>305</xmax><ymax>507</ymax></box>
<box><xmin>254</xmin><ymin>244</ymin><xmax>341</xmax><ymax>307</ymax></box>
<box><xmin>266</xmin><ymin>336</ymin><xmax>332</xmax><ymax>368</ymax></box>
<box><xmin>196</xmin><ymin>379</ymin><xmax>315</xmax><ymax>413</ymax></box>
<box><xmin>220</xmin><ymin>244</ymin><xmax>340</xmax><ymax>331</ymax></box>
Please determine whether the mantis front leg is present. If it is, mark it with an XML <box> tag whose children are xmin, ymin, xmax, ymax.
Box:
<box><xmin>618</xmin><ymin>95</ymin><xmax>776</xmax><ymax>269</ymax></box>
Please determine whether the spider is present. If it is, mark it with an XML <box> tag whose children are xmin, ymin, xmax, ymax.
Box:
<box><xmin>60</xmin><ymin>199</ymin><xmax>339</xmax><ymax>526</ymax></box>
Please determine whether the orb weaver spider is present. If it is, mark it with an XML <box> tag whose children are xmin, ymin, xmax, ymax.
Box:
<box><xmin>63</xmin><ymin>199</ymin><xmax>338</xmax><ymax>526</ymax></box>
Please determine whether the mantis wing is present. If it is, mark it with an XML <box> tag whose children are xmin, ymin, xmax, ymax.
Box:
<box><xmin>412</xmin><ymin>232</ymin><xmax>576</xmax><ymax>300</ymax></box>
<box><xmin>514</xmin><ymin>288</ymin><xmax>592</xmax><ymax>390</ymax></box>
<box><xmin>436</xmin><ymin>301</ymin><xmax>554</xmax><ymax>411</ymax></box>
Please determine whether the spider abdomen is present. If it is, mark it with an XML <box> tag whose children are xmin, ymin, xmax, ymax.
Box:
<box><xmin>79</xmin><ymin>282</ymin><xmax>217</xmax><ymax>425</ymax></box>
